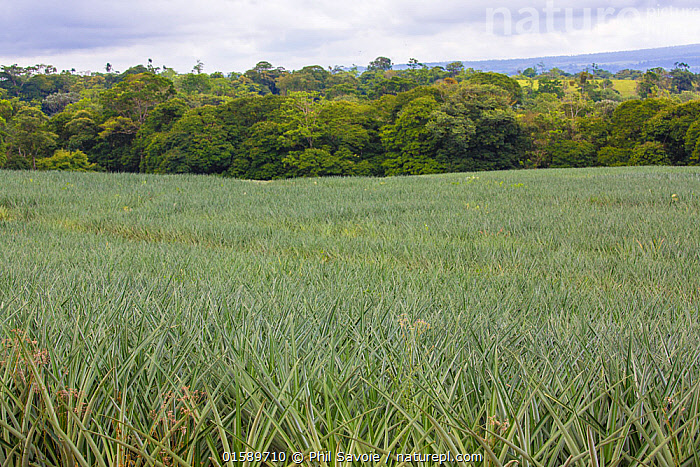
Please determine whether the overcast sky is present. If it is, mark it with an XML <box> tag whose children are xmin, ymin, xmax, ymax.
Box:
<box><xmin>1</xmin><ymin>0</ymin><xmax>699</xmax><ymax>73</ymax></box>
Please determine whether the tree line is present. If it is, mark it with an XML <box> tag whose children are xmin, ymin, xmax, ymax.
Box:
<box><xmin>1</xmin><ymin>58</ymin><xmax>699</xmax><ymax>177</ymax></box>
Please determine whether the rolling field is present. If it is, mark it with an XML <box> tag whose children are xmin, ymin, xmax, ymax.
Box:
<box><xmin>1</xmin><ymin>167</ymin><xmax>700</xmax><ymax>466</ymax></box>
<box><xmin>609</xmin><ymin>79</ymin><xmax>638</xmax><ymax>99</ymax></box>
<box><xmin>516</xmin><ymin>79</ymin><xmax>638</xmax><ymax>98</ymax></box>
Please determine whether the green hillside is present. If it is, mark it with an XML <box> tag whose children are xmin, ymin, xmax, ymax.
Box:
<box><xmin>517</xmin><ymin>78</ymin><xmax>638</xmax><ymax>98</ymax></box>
<box><xmin>1</xmin><ymin>167</ymin><xmax>700</xmax><ymax>465</ymax></box>
<box><xmin>610</xmin><ymin>79</ymin><xmax>638</xmax><ymax>98</ymax></box>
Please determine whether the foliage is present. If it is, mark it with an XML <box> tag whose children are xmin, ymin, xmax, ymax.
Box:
<box><xmin>629</xmin><ymin>141</ymin><xmax>670</xmax><ymax>166</ymax></box>
<box><xmin>547</xmin><ymin>139</ymin><xmax>597</xmax><ymax>168</ymax></box>
<box><xmin>429</xmin><ymin>84</ymin><xmax>527</xmax><ymax>171</ymax></box>
<box><xmin>2</xmin><ymin>168</ymin><xmax>700</xmax><ymax>465</ymax></box>
<box><xmin>178</xmin><ymin>72</ymin><xmax>212</xmax><ymax>95</ymax></box>
<box><xmin>522</xmin><ymin>67</ymin><xmax>538</xmax><ymax>78</ymax></box>
<box><xmin>279</xmin><ymin>91</ymin><xmax>323</xmax><ymax>150</ymax></box>
<box><xmin>35</xmin><ymin>149</ymin><xmax>100</xmax><ymax>171</ymax></box>
<box><xmin>685</xmin><ymin>120</ymin><xmax>700</xmax><ymax>164</ymax></box>
<box><xmin>277</xmin><ymin>65</ymin><xmax>329</xmax><ymax>95</ymax></box>
<box><xmin>380</xmin><ymin>95</ymin><xmax>443</xmax><ymax>175</ymax></box>
<box><xmin>244</xmin><ymin>61</ymin><xmax>286</xmax><ymax>95</ymax></box>
<box><xmin>614</xmin><ymin>68</ymin><xmax>643</xmax><ymax>80</ymax></box>
<box><xmin>597</xmin><ymin>146</ymin><xmax>629</xmax><ymax>166</ymax></box>
<box><xmin>282</xmin><ymin>147</ymin><xmax>356</xmax><ymax>177</ymax></box>
<box><xmin>643</xmin><ymin>101</ymin><xmax>700</xmax><ymax>165</ymax></box>
<box><xmin>100</xmin><ymin>72</ymin><xmax>175</xmax><ymax>125</ymax></box>
<box><xmin>94</xmin><ymin>116</ymin><xmax>139</xmax><ymax>171</ymax></box>
<box><xmin>226</xmin><ymin>120</ymin><xmax>286</xmax><ymax>179</ymax></box>
<box><xmin>0</xmin><ymin>100</ymin><xmax>9</xmax><ymax>159</ymax></box>
<box><xmin>316</xmin><ymin>100</ymin><xmax>372</xmax><ymax>155</ymax></box>
<box><xmin>3</xmin><ymin>106</ymin><xmax>57</xmax><ymax>169</ymax></box>
<box><xmin>607</xmin><ymin>98</ymin><xmax>671</xmax><ymax>149</ymax></box>
<box><xmin>670</xmin><ymin>63</ymin><xmax>697</xmax><ymax>93</ymax></box>
<box><xmin>1</xmin><ymin>60</ymin><xmax>700</xmax><ymax>177</ymax></box>
<box><xmin>133</xmin><ymin>98</ymin><xmax>190</xmax><ymax>172</ymax></box>
<box><xmin>0</xmin><ymin>64</ymin><xmax>62</xmax><ymax>98</ymax></box>
<box><xmin>42</xmin><ymin>91</ymin><xmax>82</xmax><ymax>115</ymax></box>
<box><xmin>219</xmin><ymin>95</ymin><xmax>288</xmax><ymax>179</ymax></box>
<box><xmin>368</xmin><ymin>56</ymin><xmax>393</xmax><ymax>71</ymax></box>
<box><xmin>535</xmin><ymin>77</ymin><xmax>564</xmax><ymax>98</ymax></box>
<box><xmin>466</xmin><ymin>72</ymin><xmax>523</xmax><ymax>104</ymax></box>
<box><xmin>3</xmin><ymin>152</ymin><xmax>32</xmax><ymax>169</ymax></box>
<box><xmin>145</xmin><ymin>106</ymin><xmax>235</xmax><ymax>174</ymax></box>
<box><xmin>325</xmin><ymin>71</ymin><xmax>361</xmax><ymax>99</ymax></box>
<box><xmin>63</xmin><ymin>110</ymin><xmax>100</xmax><ymax>153</ymax></box>
<box><xmin>637</xmin><ymin>68</ymin><xmax>668</xmax><ymax>98</ymax></box>
<box><xmin>445</xmin><ymin>61</ymin><xmax>464</xmax><ymax>77</ymax></box>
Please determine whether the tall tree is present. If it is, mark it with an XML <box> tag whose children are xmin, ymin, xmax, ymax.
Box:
<box><xmin>430</xmin><ymin>84</ymin><xmax>527</xmax><ymax>171</ymax></box>
<box><xmin>446</xmin><ymin>61</ymin><xmax>464</xmax><ymax>78</ymax></box>
<box><xmin>277</xmin><ymin>66</ymin><xmax>329</xmax><ymax>95</ymax></box>
<box><xmin>670</xmin><ymin>62</ymin><xmax>696</xmax><ymax>93</ymax></box>
<box><xmin>467</xmin><ymin>72</ymin><xmax>523</xmax><ymax>104</ymax></box>
<box><xmin>100</xmin><ymin>72</ymin><xmax>175</xmax><ymax>125</ymax></box>
<box><xmin>274</xmin><ymin>92</ymin><xmax>322</xmax><ymax>152</ymax></box>
<box><xmin>607</xmin><ymin>99</ymin><xmax>671</xmax><ymax>149</ymax></box>
<box><xmin>368</xmin><ymin>57</ymin><xmax>393</xmax><ymax>72</ymax></box>
<box><xmin>142</xmin><ymin>106</ymin><xmax>235</xmax><ymax>174</ymax></box>
<box><xmin>244</xmin><ymin>61</ymin><xmax>286</xmax><ymax>95</ymax></box>
<box><xmin>98</xmin><ymin>72</ymin><xmax>175</xmax><ymax>170</ymax></box>
<box><xmin>381</xmin><ymin>95</ymin><xmax>443</xmax><ymax>175</ymax></box>
<box><xmin>0</xmin><ymin>99</ymin><xmax>10</xmax><ymax>166</ymax></box>
<box><xmin>4</xmin><ymin>107</ymin><xmax>57</xmax><ymax>169</ymax></box>
<box><xmin>644</xmin><ymin>101</ymin><xmax>700</xmax><ymax>164</ymax></box>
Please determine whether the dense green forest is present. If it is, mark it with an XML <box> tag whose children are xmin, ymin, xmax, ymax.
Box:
<box><xmin>1</xmin><ymin>58</ymin><xmax>699</xmax><ymax>178</ymax></box>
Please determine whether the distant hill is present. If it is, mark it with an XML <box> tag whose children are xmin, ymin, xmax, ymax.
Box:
<box><xmin>391</xmin><ymin>44</ymin><xmax>700</xmax><ymax>75</ymax></box>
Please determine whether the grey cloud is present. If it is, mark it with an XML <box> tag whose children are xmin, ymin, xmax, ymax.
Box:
<box><xmin>0</xmin><ymin>0</ymin><xmax>218</xmax><ymax>54</ymax></box>
<box><xmin>0</xmin><ymin>0</ymin><xmax>698</xmax><ymax>72</ymax></box>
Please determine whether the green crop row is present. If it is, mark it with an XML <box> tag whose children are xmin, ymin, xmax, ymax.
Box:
<box><xmin>1</xmin><ymin>167</ymin><xmax>699</xmax><ymax>465</ymax></box>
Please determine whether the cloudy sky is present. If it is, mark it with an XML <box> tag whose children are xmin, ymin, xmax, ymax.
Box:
<box><xmin>1</xmin><ymin>0</ymin><xmax>699</xmax><ymax>73</ymax></box>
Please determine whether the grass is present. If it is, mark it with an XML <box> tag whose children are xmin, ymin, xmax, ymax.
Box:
<box><xmin>1</xmin><ymin>167</ymin><xmax>699</xmax><ymax>466</ymax></box>
<box><xmin>516</xmin><ymin>78</ymin><xmax>638</xmax><ymax>98</ymax></box>
<box><xmin>609</xmin><ymin>80</ymin><xmax>638</xmax><ymax>99</ymax></box>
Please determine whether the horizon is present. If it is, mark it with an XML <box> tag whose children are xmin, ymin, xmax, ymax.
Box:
<box><xmin>3</xmin><ymin>42</ymin><xmax>700</xmax><ymax>76</ymax></box>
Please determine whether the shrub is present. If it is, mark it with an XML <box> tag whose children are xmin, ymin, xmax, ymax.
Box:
<box><xmin>548</xmin><ymin>140</ymin><xmax>597</xmax><ymax>168</ymax></box>
<box><xmin>35</xmin><ymin>150</ymin><xmax>100</xmax><ymax>172</ymax></box>
<box><xmin>283</xmin><ymin>148</ymin><xmax>356</xmax><ymax>177</ymax></box>
<box><xmin>3</xmin><ymin>153</ymin><xmax>32</xmax><ymax>170</ymax></box>
<box><xmin>685</xmin><ymin>121</ymin><xmax>700</xmax><ymax>165</ymax></box>
<box><xmin>629</xmin><ymin>141</ymin><xmax>670</xmax><ymax>166</ymax></box>
<box><xmin>597</xmin><ymin>146</ymin><xmax>630</xmax><ymax>166</ymax></box>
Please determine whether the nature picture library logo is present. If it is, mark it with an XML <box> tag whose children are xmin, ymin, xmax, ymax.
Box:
<box><xmin>486</xmin><ymin>0</ymin><xmax>700</xmax><ymax>36</ymax></box>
